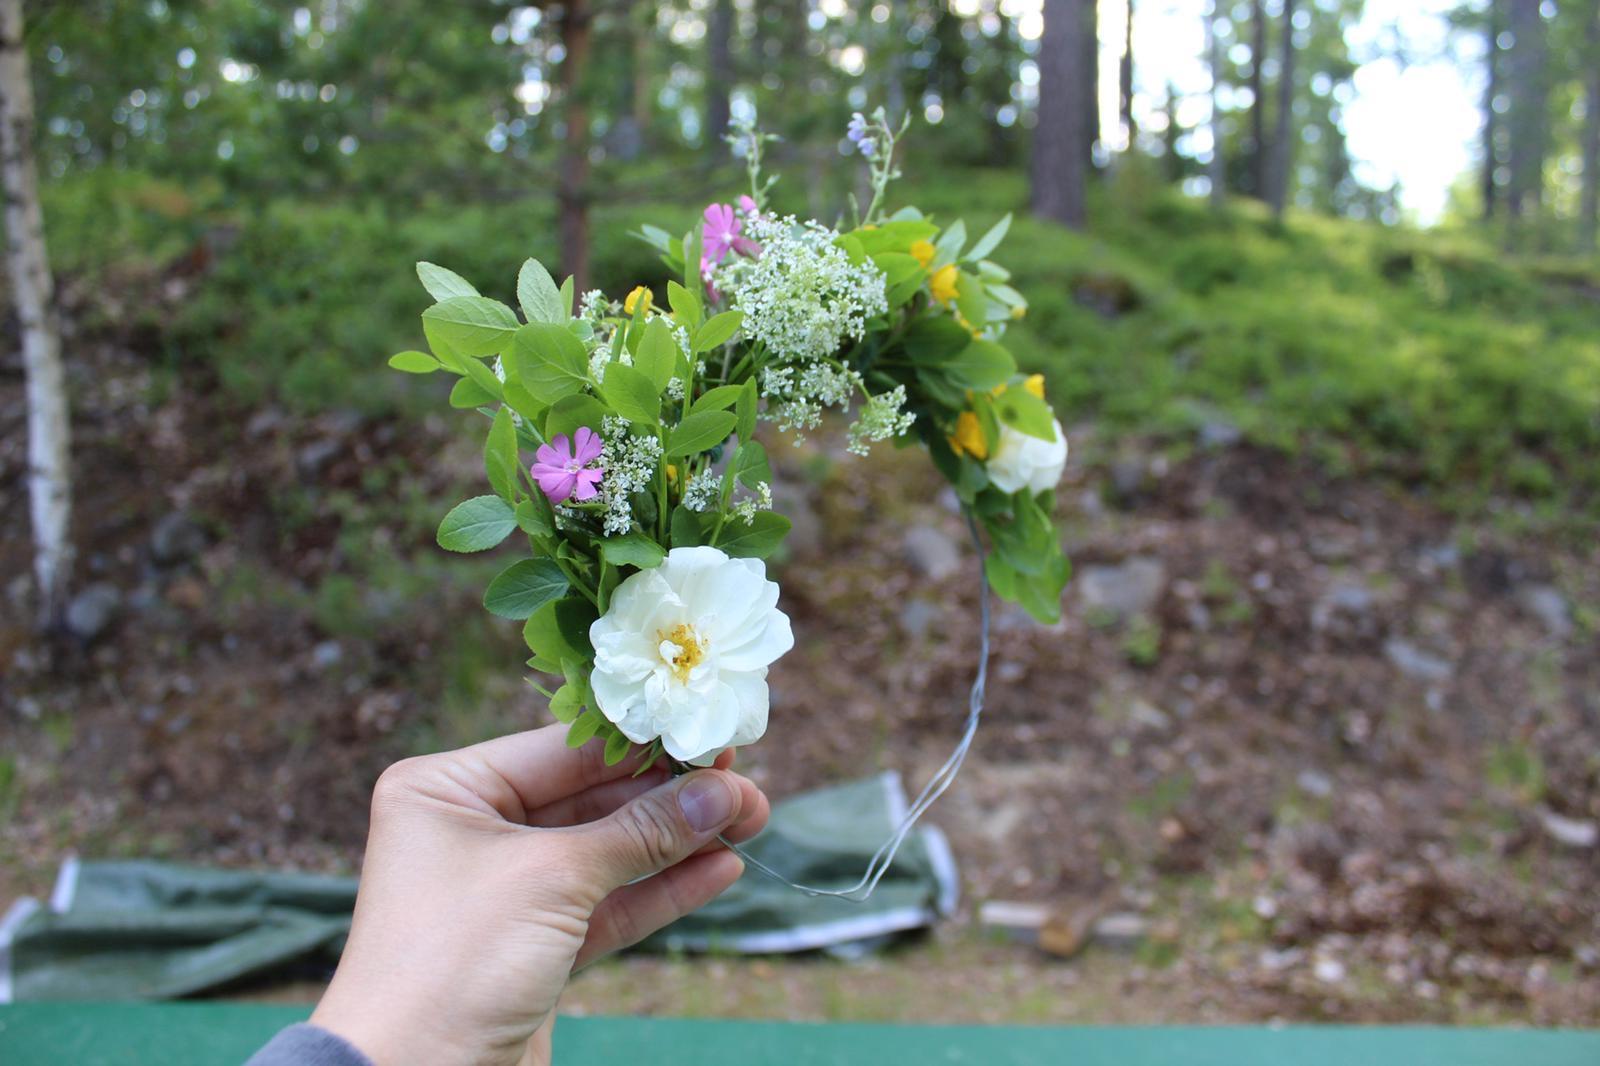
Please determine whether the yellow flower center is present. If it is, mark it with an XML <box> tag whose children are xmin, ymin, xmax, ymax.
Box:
<box><xmin>657</xmin><ymin>622</ymin><xmax>707</xmax><ymax>684</ymax></box>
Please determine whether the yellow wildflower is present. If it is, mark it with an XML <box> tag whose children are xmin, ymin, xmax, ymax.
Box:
<box><xmin>949</xmin><ymin>411</ymin><xmax>988</xmax><ymax>460</ymax></box>
<box><xmin>929</xmin><ymin>264</ymin><xmax>959</xmax><ymax>305</ymax></box>
<box><xmin>624</xmin><ymin>286</ymin><xmax>652</xmax><ymax>316</ymax></box>
<box><xmin>910</xmin><ymin>239</ymin><xmax>936</xmax><ymax>268</ymax></box>
<box><xmin>666</xmin><ymin>464</ymin><xmax>678</xmax><ymax>483</ymax></box>
<box><xmin>1010</xmin><ymin>304</ymin><xmax>1027</xmax><ymax>320</ymax></box>
<box><xmin>991</xmin><ymin>374</ymin><xmax>1047</xmax><ymax>401</ymax></box>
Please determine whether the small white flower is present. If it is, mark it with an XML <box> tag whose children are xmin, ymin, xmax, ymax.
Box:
<box><xmin>589</xmin><ymin>547</ymin><xmax>794</xmax><ymax>765</ymax></box>
<box><xmin>987</xmin><ymin>418</ymin><xmax>1068</xmax><ymax>496</ymax></box>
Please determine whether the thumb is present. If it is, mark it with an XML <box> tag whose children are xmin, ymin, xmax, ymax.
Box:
<box><xmin>571</xmin><ymin>769</ymin><xmax>745</xmax><ymax>892</ymax></box>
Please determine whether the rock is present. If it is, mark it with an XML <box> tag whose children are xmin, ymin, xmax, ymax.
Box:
<box><xmin>904</xmin><ymin>525</ymin><xmax>961</xmax><ymax>581</ymax></box>
<box><xmin>1198</xmin><ymin>418</ymin><xmax>1243</xmax><ymax>449</ymax></box>
<box><xmin>1297</xmin><ymin>769</ymin><xmax>1334</xmax><ymax>799</ymax></box>
<box><xmin>65</xmin><ymin>584</ymin><xmax>121</xmax><ymax>642</ymax></box>
<box><xmin>150</xmin><ymin>511</ymin><xmax>206</xmax><ymax>566</ymax></box>
<box><xmin>1311</xmin><ymin>582</ymin><xmax>1376</xmax><ymax>636</ymax></box>
<box><xmin>1536</xmin><ymin>807</ymin><xmax>1598</xmax><ymax>849</ymax></box>
<box><xmin>770</xmin><ymin>482</ymin><xmax>822</xmax><ymax>558</ymax></box>
<box><xmin>1107</xmin><ymin>457</ymin><xmax>1146</xmax><ymax>506</ymax></box>
<box><xmin>1313</xmin><ymin>957</ymin><xmax>1347</xmax><ymax>984</ymax></box>
<box><xmin>1383</xmin><ymin>638</ymin><xmax>1453</xmax><ymax>683</ymax></box>
<box><xmin>310</xmin><ymin>640</ymin><xmax>344</xmax><ymax>671</ymax></box>
<box><xmin>1079</xmin><ymin>557</ymin><xmax>1167</xmax><ymax>621</ymax></box>
<box><xmin>1127</xmin><ymin>698</ymin><xmax>1172</xmax><ymax>732</ymax></box>
<box><xmin>1515</xmin><ymin>584</ymin><xmax>1572</xmax><ymax>638</ymax></box>
<box><xmin>296</xmin><ymin>437</ymin><xmax>344</xmax><ymax>478</ymax></box>
<box><xmin>1093</xmin><ymin>912</ymin><xmax>1148</xmax><ymax>949</ymax></box>
<box><xmin>897</xmin><ymin>599</ymin><xmax>939</xmax><ymax>641</ymax></box>
<box><xmin>977</xmin><ymin>900</ymin><xmax>1053</xmax><ymax>944</ymax></box>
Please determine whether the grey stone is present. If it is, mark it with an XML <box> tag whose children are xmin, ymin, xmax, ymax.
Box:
<box><xmin>1297</xmin><ymin>770</ymin><xmax>1334</xmax><ymax>799</ymax></box>
<box><xmin>770</xmin><ymin>482</ymin><xmax>822</xmax><ymax>558</ymax></box>
<box><xmin>310</xmin><ymin>640</ymin><xmax>344</xmax><ymax>671</ymax></box>
<box><xmin>1198</xmin><ymin>418</ymin><xmax>1243</xmax><ymax>449</ymax></box>
<box><xmin>904</xmin><ymin>525</ymin><xmax>962</xmax><ymax>581</ymax></box>
<box><xmin>898</xmin><ymin>600</ymin><xmax>940</xmax><ymax>641</ymax></box>
<box><xmin>1536</xmin><ymin>807</ymin><xmax>1598</xmax><ymax>849</ymax></box>
<box><xmin>296</xmin><ymin>438</ymin><xmax>344</xmax><ymax>478</ymax></box>
<box><xmin>1093</xmin><ymin>912</ymin><xmax>1148</xmax><ymax>948</ymax></box>
<box><xmin>150</xmin><ymin>511</ymin><xmax>206</xmax><ymax>565</ymax></box>
<box><xmin>1108</xmin><ymin>457</ymin><xmax>1146</xmax><ymax>505</ymax></box>
<box><xmin>1515</xmin><ymin>584</ymin><xmax>1572</xmax><ymax>638</ymax></box>
<box><xmin>1079</xmin><ymin>557</ymin><xmax>1167</xmax><ymax>621</ymax></box>
<box><xmin>1312</xmin><ymin>582</ymin><xmax>1376</xmax><ymax>634</ymax></box>
<box><xmin>1383</xmin><ymin>638</ymin><xmax>1454</xmax><ymax>683</ymax></box>
<box><xmin>65</xmin><ymin>584</ymin><xmax>121</xmax><ymax>641</ymax></box>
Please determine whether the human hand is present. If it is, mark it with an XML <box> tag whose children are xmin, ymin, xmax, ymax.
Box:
<box><xmin>309</xmin><ymin>724</ymin><xmax>769</xmax><ymax>1066</ymax></box>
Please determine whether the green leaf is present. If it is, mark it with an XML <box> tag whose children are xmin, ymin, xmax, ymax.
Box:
<box><xmin>670</xmin><ymin>505</ymin><xmax>707</xmax><ymax>548</ymax></box>
<box><xmin>965</xmin><ymin>213</ymin><xmax>1012</xmax><ymax>262</ymax></box>
<box><xmin>735</xmin><ymin>379</ymin><xmax>758</xmax><ymax>443</ymax></box>
<box><xmin>565</xmin><ymin>708</ymin><xmax>602</xmax><ymax>747</ymax></box>
<box><xmin>600</xmin><ymin>531</ymin><xmax>666</xmax><ymax>569</ymax></box>
<box><xmin>601</xmin><ymin>363</ymin><xmax>661</xmax><ymax>426</ymax></box>
<box><xmin>449</xmin><ymin>377</ymin><xmax>495</xmax><ymax>409</ymax></box>
<box><xmin>501</xmin><ymin>382</ymin><xmax>546</xmax><ymax>424</ymax></box>
<box><xmin>485</xmin><ymin>407</ymin><xmax>520</xmax><ymax>502</ymax></box>
<box><xmin>416</xmin><ymin>262</ymin><xmax>479</xmax><ymax>301</ymax></box>
<box><xmin>690</xmin><ymin>384</ymin><xmax>743</xmax><ymax>415</ymax></box>
<box><xmin>993</xmin><ymin>388</ymin><xmax>1058</xmax><ymax>441</ymax></box>
<box><xmin>436</xmin><ymin>495</ymin><xmax>518</xmax><ymax>552</ymax></box>
<box><xmin>853</xmin><ymin>219</ymin><xmax>938</xmax><ymax>255</ymax></box>
<box><xmin>422</xmin><ymin>297</ymin><xmax>520</xmax><ymax>357</ymax></box>
<box><xmin>683</xmin><ymin>225</ymin><xmax>704</xmax><ymax>298</ymax></box>
<box><xmin>667</xmin><ymin>281</ymin><xmax>702</xmax><ymax>329</ymax></box>
<box><xmin>603</xmin><ymin>728</ymin><xmax>633</xmax><ymax>765</ymax></box>
<box><xmin>903</xmin><ymin>316</ymin><xmax>975</xmax><ymax>364</ymax></box>
<box><xmin>483</xmin><ymin>558</ymin><xmax>570</xmax><ymax>620</ymax></box>
<box><xmin>955</xmin><ymin>270</ymin><xmax>988</xmax><ymax>329</ymax></box>
<box><xmin>633</xmin><ymin>318</ymin><xmax>677</xmax><ymax>393</ymax></box>
<box><xmin>545</xmin><ymin>393</ymin><xmax>611</xmax><ymax>439</ymax></box>
<box><xmin>512</xmin><ymin>322</ymin><xmax>590</xmax><ymax>404</ymax></box>
<box><xmin>692</xmin><ymin>310</ymin><xmax>744</xmax><ymax>353</ymax></box>
<box><xmin>934</xmin><ymin>218</ymin><xmax>967</xmax><ymax>263</ymax></box>
<box><xmin>515</xmin><ymin>497</ymin><xmax>554</xmax><ymax>538</ymax></box>
<box><xmin>388</xmin><ymin>350</ymin><xmax>441</xmax><ymax>374</ymax></box>
<box><xmin>458</xmin><ymin>353</ymin><xmax>504</xmax><ymax>401</ymax></box>
<box><xmin>547</xmin><ymin>684</ymin><xmax>583</xmax><ymax>723</ymax></box>
<box><xmin>945</xmin><ymin>339</ymin><xmax>1017</xmax><ymax>391</ymax></box>
<box><xmin>873</xmin><ymin>252</ymin><xmax>926</xmax><ymax>309</ymax></box>
<box><xmin>834</xmin><ymin>233</ymin><xmax>867</xmax><ymax>265</ymax></box>
<box><xmin>723</xmin><ymin>440</ymin><xmax>771</xmax><ymax>496</ymax></box>
<box><xmin>559</xmin><ymin>274</ymin><xmax>576</xmax><ymax>318</ymax></box>
<box><xmin>715</xmin><ymin>512</ymin><xmax>791</xmax><ymax>559</ymax></box>
<box><xmin>517</xmin><ymin>258</ymin><xmax>565</xmax><ymax>325</ymax></box>
<box><xmin>523</xmin><ymin>596</ymin><xmax>596</xmax><ymax>668</ymax></box>
<box><xmin>666</xmin><ymin>410</ymin><xmax>736</xmax><ymax>456</ymax></box>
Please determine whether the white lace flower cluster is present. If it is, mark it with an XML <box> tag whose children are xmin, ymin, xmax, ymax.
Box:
<box><xmin>596</xmin><ymin>415</ymin><xmax>662</xmax><ymax>535</ymax></box>
<box><xmin>759</xmin><ymin>362</ymin><xmax>913</xmax><ymax>453</ymax></box>
<box><xmin>718</xmin><ymin>215</ymin><xmax>887</xmax><ymax>364</ymax></box>
<box><xmin>846</xmin><ymin>385</ymin><xmax>915</xmax><ymax>457</ymax></box>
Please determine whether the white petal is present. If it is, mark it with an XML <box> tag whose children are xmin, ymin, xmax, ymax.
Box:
<box><xmin>721</xmin><ymin>670</ymin><xmax>770</xmax><ymax>746</ymax></box>
<box><xmin>717</xmin><ymin>608</ymin><xmax>793</xmax><ymax>671</ymax></box>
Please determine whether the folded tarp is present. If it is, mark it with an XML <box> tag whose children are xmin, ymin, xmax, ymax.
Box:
<box><xmin>0</xmin><ymin>772</ymin><xmax>957</xmax><ymax>1002</ymax></box>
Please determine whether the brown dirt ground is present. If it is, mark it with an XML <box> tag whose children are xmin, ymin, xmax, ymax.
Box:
<box><xmin>2</xmin><ymin>337</ymin><xmax>1598</xmax><ymax>1026</ymax></box>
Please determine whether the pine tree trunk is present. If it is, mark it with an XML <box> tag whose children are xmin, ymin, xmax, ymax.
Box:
<box><xmin>1505</xmin><ymin>0</ymin><xmax>1546</xmax><ymax>224</ymax></box>
<box><xmin>1248</xmin><ymin>0</ymin><xmax>1267</xmax><ymax>198</ymax></box>
<box><xmin>1120</xmin><ymin>0</ymin><xmax>1136</xmax><ymax>145</ymax></box>
<box><xmin>557</xmin><ymin>0</ymin><xmax>592</xmax><ymax>291</ymax></box>
<box><xmin>1267</xmin><ymin>0</ymin><xmax>1296</xmax><ymax>220</ymax></box>
<box><xmin>1206</xmin><ymin>2</ymin><xmax>1225</xmax><ymax>209</ymax></box>
<box><xmin>1481</xmin><ymin>0</ymin><xmax>1501</xmax><ymax>221</ymax></box>
<box><xmin>1</xmin><ymin>0</ymin><xmax>73</xmax><ymax>628</ymax></box>
<box><xmin>705</xmin><ymin>0</ymin><xmax>732</xmax><ymax>152</ymax></box>
<box><xmin>1031</xmin><ymin>0</ymin><xmax>1088</xmax><ymax>228</ymax></box>
<box><xmin>1081</xmin><ymin>0</ymin><xmax>1101</xmax><ymax>169</ymax></box>
<box><xmin>1580</xmin><ymin>0</ymin><xmax>1600</xmax><ymax>250</ymax></box>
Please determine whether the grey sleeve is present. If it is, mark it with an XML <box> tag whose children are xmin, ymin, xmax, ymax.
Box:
<box><xmin>243</xmin><ymin>1023</ymin><xmax>375</xmax><ymax>1066</ymax></box>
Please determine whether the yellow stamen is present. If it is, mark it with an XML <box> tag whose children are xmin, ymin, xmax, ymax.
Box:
<box><xmin>658</xmin><ymin>623</ymin><xmax>706</xmax><ymax>684</ymax></box>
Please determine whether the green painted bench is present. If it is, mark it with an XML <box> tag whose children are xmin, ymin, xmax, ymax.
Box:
<box><xmin>0</xmin><ymin>1003</ymin><xmax>1596</xmax><ymax>1065</ymax></box>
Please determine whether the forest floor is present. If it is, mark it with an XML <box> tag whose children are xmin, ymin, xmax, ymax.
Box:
<box><xmin>2</xmin><ymin>335</ymin><xmax>1598</xmax><ymax>1026</ymax></box>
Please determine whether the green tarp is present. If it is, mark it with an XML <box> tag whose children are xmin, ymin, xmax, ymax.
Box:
<box><xmin>1</xmin><ymin>773</ymin><xmax>955</xmax><ymax>1002</ymax></box>
<box><xmin>2</xmin><ymin>1004</ymin><xmax>1598</xmax><ymax>1066</ymax></box>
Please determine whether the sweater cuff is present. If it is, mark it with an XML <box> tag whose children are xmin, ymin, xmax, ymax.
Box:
<box><xmin>243</xmin><ymin>1023</ymin><xmax>375</xmax><ymax>1066</ymax></box>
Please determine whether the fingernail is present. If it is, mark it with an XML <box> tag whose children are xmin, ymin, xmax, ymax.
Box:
<box><xmin>678</xmin><ymin>773</ymin><xmax>737</xmax><ymax>832</ymax></box>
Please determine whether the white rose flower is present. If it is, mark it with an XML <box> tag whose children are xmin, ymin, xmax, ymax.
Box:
<box><xmin>987</xmin><ymin>418</ymin><xmax>1068</xmax><ymax>496</ymax></box>
<box><xmin>588</xmin><ymin>546</ymin><xmax>794</xmax><ymax>765</ymax></box>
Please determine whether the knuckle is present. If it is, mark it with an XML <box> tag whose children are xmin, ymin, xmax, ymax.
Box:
<box><xmin>614</xmin><ymin>796</ymin><xmax>684</xmax><ymax>871</ymax></box>
<box><xmin>370</xmin><ymin>756</ymin><xmax>430</xmax><ymax>813</ymax></box>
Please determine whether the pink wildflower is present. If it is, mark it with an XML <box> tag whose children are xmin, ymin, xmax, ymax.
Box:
<box><xmin>530</xmin><ymin>426</ymin><xmax>603</xmax><ymax>504</ymax></box>
<box><xmin>737</xmin><ymin>194</ymin><xmax>758</xmax><ymax>215</ymax></box>
<box><xmin>703</xmin><ymin>203</ymin><xmax>741</xmax><ymax>265</ymax></box>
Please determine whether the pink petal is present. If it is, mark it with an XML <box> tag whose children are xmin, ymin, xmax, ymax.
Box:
<box><xmin>536</xmin><ymin>434</ymin><xmax>573</xmax><ymax>467</ymax></box>
<box><xmin>737</xmin><ymin>195</ymin><xmax>758</xmax><ymax>215</ymax></box>
<box><xmin>571</xmin><ymin>469</ymin><xmax>603</xmax><ymax>501</ymax></box>
<box><xmin>572</xmin><ymin>426</ymin><xmax>602</xmax><ymax>464</ymax></box>
<box><xmin>536</xmin><ymin>469</ymin><xmax>577</xmax><ymax>503</ymax></box>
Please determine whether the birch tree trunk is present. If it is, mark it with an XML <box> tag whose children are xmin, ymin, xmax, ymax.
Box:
<box><xmin>0</xmin><ymin>0</ymin><xmax>73</xmax><ymax>628</ymax></box>
<box><xmin>1031</xmin><ymin>0</ymin><xmax>1088</xmax><ymax>228</ymax></box>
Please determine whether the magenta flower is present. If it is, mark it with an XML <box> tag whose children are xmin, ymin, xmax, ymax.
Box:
<box><xmin>737</xmin><ymin>194</ymin><xmax>758</xmax><ymax>215</ymax></box>
<box><xmin>530</xmin><ymin>426</ymin><xmax>603</xmax><ymax>504</ymax></box>
<box><xmin>703</xmin><ymin>203</ymin><xmax>741</xmax><ymax>265</ymax></box>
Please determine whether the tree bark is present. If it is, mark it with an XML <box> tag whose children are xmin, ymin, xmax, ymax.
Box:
<box><xmin>1120</xmin><ymin>0</ymin><xmax>1136</xmax><ymax>146</ymax></box>
<box><xmin>556</xmin><ymin>0</ymin><xmax>592</xmax><ymax>291</ymax></box>
<box><xmin>1505</xmin><ymin>0</ymin><xmax>1546</xmax><ymax>224</ymax></box>
<box><xmin>1032</xmin><ymin>0</ymin><xmax>1088</xmax><ymax>228</ymax></box>
<box><xmin>1248</xmin><ymin>0</ymin><xmax>1267</xmax><ymax>198</ymax></box>
<box><xmin>1580</xmin><ymin>0</ymin><xmax>1600</xmax><ymax>250</ymax></box>
<box><xmin>1</xmin><ymin>0</ymin><xmax>73</xmax><ymax>628</ymax></box>
<box><xmin>1267</xmin><ymin>0</ymin><xmax>1296</xmax><ymax>220</ymax></box>
<box><xmin>1206</xmin><ymin>1</ymin><xmax>1225</xmax><ymax>209</ymax></box>
<box><xmin>1481</xmin><ymin>0</ymin><xmax>1501</xmax><ymax>221</ymax></box>
<box><xmin>705</xmin><ymin>0</ymin><xmax>732</xmax><ymax>152</ymax></box>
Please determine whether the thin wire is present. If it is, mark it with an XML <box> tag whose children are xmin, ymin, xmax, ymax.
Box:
<box><xmin>721</xmin><ymin>507</ymin><xmax>992</xmax><ymax>901</ymax></box>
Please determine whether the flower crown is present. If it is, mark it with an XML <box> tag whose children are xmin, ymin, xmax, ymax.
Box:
<box><xmin>390</xmin><ymin>111</ymin><xmax>1070</xmax><ymax>773</ymax></box>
